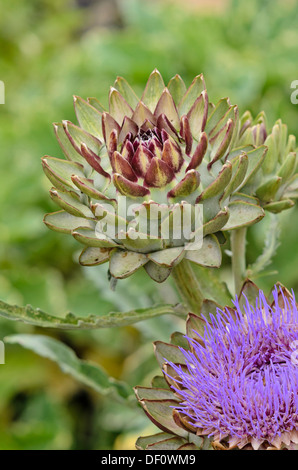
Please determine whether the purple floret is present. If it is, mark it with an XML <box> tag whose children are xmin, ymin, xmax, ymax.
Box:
<box><xmin>167</xmin><ymin>287</ymin><xmax>298</xmax><ymax>443</ymax></box>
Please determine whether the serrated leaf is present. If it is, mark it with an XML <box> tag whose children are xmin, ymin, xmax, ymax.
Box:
<box><xmin>0</xmin><ymin>299</ymin><xmax>186</xmax><ymax>329</ymax></box>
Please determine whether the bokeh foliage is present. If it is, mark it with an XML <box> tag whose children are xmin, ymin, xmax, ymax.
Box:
<box><xmin>0</xmin><ymin>0</ymin><xmax>298</xmax><ymax>449</ymax></box>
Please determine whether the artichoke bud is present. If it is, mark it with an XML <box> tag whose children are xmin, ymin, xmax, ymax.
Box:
<box><xmin>236</xmin><ymin>111</ymin><xmax>298</xmax><ymax>212</ymax></box>
<box><xmin>42</xmin><ymin>71</ymin><xmax>268</xmax><ymax>282</ymax></box>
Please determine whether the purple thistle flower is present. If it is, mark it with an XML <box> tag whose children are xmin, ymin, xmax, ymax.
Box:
<box><xmin>166</xmin><ymin>286</ymin><xmax>298</xmax><ymax>449</ymax></box>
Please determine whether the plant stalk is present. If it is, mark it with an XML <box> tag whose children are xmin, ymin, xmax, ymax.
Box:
<box><xmin>231</xmin><ymin>227</ymin><xmax>247</xmax><ymax>296</ymax></box>
<box><xmin>172</xmin><ymin>259</ymin><xmax>204</xmax><ymax>315</ymax></box>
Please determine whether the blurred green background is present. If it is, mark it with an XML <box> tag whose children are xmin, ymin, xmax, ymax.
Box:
<box><xmin>0</xmin><ymin>0</ymin><xmax>298</xmax><ymax>449</ymax></box>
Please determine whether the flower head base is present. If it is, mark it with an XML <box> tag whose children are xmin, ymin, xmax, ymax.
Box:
<box><xmin>42</xmin><ymin>70</ymin><xmax>266</xmax><ymax>282</ymax></box>
<box><xmin>135</xmin><ymin>282</ymin><xmax>298</xmax><ymax>450</ymax></box>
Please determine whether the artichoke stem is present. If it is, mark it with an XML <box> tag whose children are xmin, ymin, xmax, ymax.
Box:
<box><xmin>172</xmin><ymin>259</ymin><xmax>204</xmax><ymax>314</ymax></box>
<box><xmin>231</xmin><ymin>227</ymin><xmax>247</xmax><ymax>296</ymax></box>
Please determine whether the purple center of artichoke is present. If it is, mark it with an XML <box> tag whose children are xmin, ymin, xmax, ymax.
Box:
<box><xmin>167</xmin><ymin>287</ymin><xmax>298</xmax><ymax>446</ymax></box>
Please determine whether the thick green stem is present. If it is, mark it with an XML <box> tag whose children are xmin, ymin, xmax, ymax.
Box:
<box><xmin>231</xmin><ymin>227</ymin><xmax>247</xmax><ymax>296</ymax></box>
<box><xmin>172</xmin><ymin>259</ymin><xmax>204</xmax><ymax>315</ymax></box>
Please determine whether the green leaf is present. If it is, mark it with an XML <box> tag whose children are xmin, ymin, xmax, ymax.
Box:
<box><xmin>0</xmin><ymin>299</ymin><xmax>186</xmax><ymax>329</ymax></box>
<box><xmin>5</xmin><ymin>334</ymin><xmax>131</xmax><ymax>401</ymax></box>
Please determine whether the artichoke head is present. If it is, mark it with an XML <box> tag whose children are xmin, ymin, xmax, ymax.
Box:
<box><xmin>43</xmin><ymin>70</ymin><xmax>265</xmax><ymax>282</ymax></box>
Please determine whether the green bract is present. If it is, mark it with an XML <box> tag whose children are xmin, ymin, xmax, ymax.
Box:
<box><xmin>43</xmin><ymin>70</ymin><xmax>266</xmax><ymax>282</ymax></box>
<box><xmin>237</xmin><ymin>111</ymin><xmax>298</xmax><ymax>213</ymax></box>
